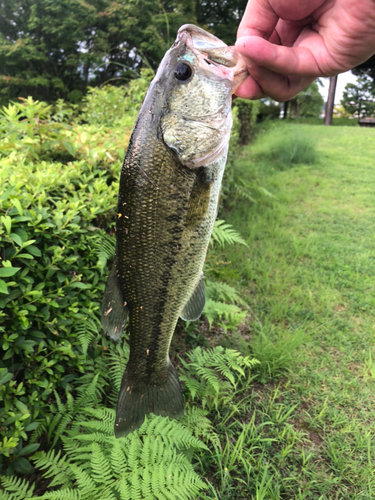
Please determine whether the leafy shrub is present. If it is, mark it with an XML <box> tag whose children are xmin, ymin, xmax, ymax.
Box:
<box><xmin>233</xmin><ymin>98</ymin><xmax>260</xmax><ymax>145</ymax></box>
<box><xmin>81</xmin><ymin>69</ymin><xmax>154</xmax><ymax>128</ymax></box>
<box><xmin>257</xmin><ymin>98</ymin><xmax>281</xmax><ymax>122</ymax></box>
<box><xmin>0</xmin><ymin>91</ymin><xmax>133</xmax><ymax>472</ymax></box>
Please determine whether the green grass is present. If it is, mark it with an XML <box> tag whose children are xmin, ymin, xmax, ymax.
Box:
<box><xmin>198</xmin><ymin>123</ymin><xmax>375</xmax><ymax>499</ymax></box>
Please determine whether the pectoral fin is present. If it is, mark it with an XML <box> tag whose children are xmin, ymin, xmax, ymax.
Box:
<box><xmin>101</xmin><ymin>259</ymin><xmax>128</xmax><ymax>340</ymax></box>
<box><xmin>180</xmin><ymin>276</ymin><xmax>205</xmax><ymax>321</ymax></box>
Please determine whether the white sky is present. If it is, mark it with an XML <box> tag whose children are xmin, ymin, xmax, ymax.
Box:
<box><xmin>320</xmin><ymin>71</ymin><xmax>358</xmax><ymax>104</ymax></box>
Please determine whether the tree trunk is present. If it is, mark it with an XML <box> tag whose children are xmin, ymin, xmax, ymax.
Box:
<box><xmin>283</xmin><ymin>100</ymin><xmax>289</xmax><ymax>119</ymax></box>
<box><xmin>324</xmin><ymin>76</ymin><xmax>338</xmax><ymax>125</ymax></box>
<box><xmin>290</xmin><ymin>99</ymin><xmax>298</xmax><ymax>118</ymax></box>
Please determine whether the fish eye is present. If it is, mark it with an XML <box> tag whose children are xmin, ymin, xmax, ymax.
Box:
<box><xmin>174</xmin><ymin>62</ymin><xmax>193</xmax><ymax>81</ymax></box>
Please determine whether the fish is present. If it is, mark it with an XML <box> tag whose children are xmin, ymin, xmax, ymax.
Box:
<box><xmin>101</xmin><ymin>24</ymin><xmax>247</xmax><ymax>438</ymax></box>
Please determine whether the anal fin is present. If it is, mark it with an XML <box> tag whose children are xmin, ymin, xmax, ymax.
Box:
<box><xmin>101</xmin><ymin>259</ymin><xmax>128</xmax><ymax>340</ymax></box>
<box><xmin>180</xmin><ymin>275</ymin><xmax>205</xmax><ymax>321</ymax></box>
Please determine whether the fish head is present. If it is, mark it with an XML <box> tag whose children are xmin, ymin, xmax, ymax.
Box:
<box><xmin>155</xmin><ymin>24</ymin><xmax>248</xmax><ymax>168</ymax></box>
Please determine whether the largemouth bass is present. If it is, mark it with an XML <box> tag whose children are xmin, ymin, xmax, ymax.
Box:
<box><xmin>101</xmin><ymin>24</ymin><xmax>247</xmax><ymax>438</ymax></box>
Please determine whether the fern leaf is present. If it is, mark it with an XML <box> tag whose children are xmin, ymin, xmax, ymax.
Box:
<box><xmin>69</xmin><ymin>464</ymin><xmax>97</xmax><ymax>499</ymax></box>
<box><xmin>129</xmin><ymin>469</ymin><xmax>142</xmax><ymax>500</ymax></box>
<box><xmin>29</xmin><ymin>489</ymin><xmax>81</xmax><ymax>500</ymax></box>
<box><xmin>0</xmin><ymin>475</ymin><xmax>35</xmax><ymax>500</ymax></box>
<box><xmin>205</xmin><ymin>280</ymin><xmax>248</xmax><ymax>307</ymax></box>
<box><xmin>141</xmin><ymin>464</ymin><xmax>152</xmax><ymax>498</ymax></box>
<box><xmin>110</xmin><ymin>439</ymin><xmax>127</xmax><ymax>478</ymax></box>
<box><xmin>126</xmin><ymin>436</ymin><xmax>140</xmax><ymax>471</ymax></box>
<box><xmin>76</xmin><ymin>316</ymin><xmax>101</xmax><ymax>356</ymax></box>
<box><xmin>32</xmin><ymin>450</ymin><xmax>73</xmax><ymax>488</ymax></box>
<box><xmin>96</xmin><ymin>234</ymin><xmax>116</xmax><ymax>274</ymax></box>
<box><xmin>210</xmin><ymin>220</ymin><xmax>247</xmax><ymax>247</ymax></box>
<box><xmin>90</xmin><ymin>443</ymin><xmax>113</xmax><ymax>485</ymax></box>
<box><xmin>203</xmin><ymin>299</ymin><xmax>246</xmax><ymax>328</ymax></box>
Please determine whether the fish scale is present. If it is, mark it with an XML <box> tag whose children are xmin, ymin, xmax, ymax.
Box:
<box><xmin>101</xmin><ymin>24</ymin><xmax>247</xmax><ymax>437</ymax></box>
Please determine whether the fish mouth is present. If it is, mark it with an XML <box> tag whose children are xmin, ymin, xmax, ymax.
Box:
<box><xmin>177</xmin><ymin>24</ymin><xmax>248</xmax><ymax>92</ymax></box>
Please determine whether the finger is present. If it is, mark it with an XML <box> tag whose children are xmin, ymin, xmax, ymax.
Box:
<box><xmin>237</xmin><ymin>0</ymin><xmax>279</xmax><ymax>39</ymax></box>
<box><xmin>243</xmin><ymin>62</ymin><xmax>316</xmax><ymax>101</ymax></box>
<box><xmin>236</xmin><ymin>34</ymin><xmax>335</xmax><ymax>77</ymax></box>
<box><xmin>237</xmin><ymin>0</ymin><xmax>325</xmax><ymax>40</ymax></box>
<box><xmin>235</xmin><ymin>75</ymin><xmax>266</xmax><ymax>100</ymax></box>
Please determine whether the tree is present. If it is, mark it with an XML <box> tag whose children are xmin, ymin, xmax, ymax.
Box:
<box><xmin>289</xmin><ymin>81</ymin><xmax>324</xmax><ymax>118</ymax></box>
<box><xmin>352</xmin><ymin>55</ymin><xmax>375</xmax><ymax>85</ymax></box>
<box><xmin>324</xmin><ymin>76</ymin><xmax>337</xmax><ymax>125</ymax></box>
<box><xmin>195</xmin><ymin>0</ymin><xmax>248</xmax><ymax>46</ymax></box>
<box><xmin>0</xmin><ymin>0</ymin><xmax>196</xmax><ymax>104</ymax></box>
<box><xmin>341</xmin><ymin>75</ymin><xmax>375</xmax><ymax>118</ymax></box>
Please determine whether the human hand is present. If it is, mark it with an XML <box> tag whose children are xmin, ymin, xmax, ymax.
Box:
<box><xmin>236</xmin><ymin>0</ymin><xmax>375</xmax><ymax>101</ymax></box>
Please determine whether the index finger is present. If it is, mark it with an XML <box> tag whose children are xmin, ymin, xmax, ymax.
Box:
<box><xmin>237</xmin><ymin>0</ymin><xmax>279</xmax><ymax>39</ymax></box>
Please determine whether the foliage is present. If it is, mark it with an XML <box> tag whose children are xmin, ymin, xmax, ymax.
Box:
<box><xmin>289</xmin><ymin>81</ymin><xmax>324</xmax><ymax>118</ymax></box>
<box><xmin>210</xmin><ymin>220</ymin><xmax>247</xmax><ymax>248</ymax></box>
<box><xmin>0</xmin><ymin>344</ymin><xmax>259</xmax><ymax>499</ymax></box>
<box><xmin>0</xmin><ymin>0</ymin><xmax>196</xmax><ymax>104</ymax></box>
<box><xmin>181</xmin><ymin>346</ymin><xmax>259</xmax><ymax>410</ymax></box>
<box><xmin>333</xmin><ymin>104</ymin><xmax>352</xmax><ymax>118</ymax></box>
<box><xmin>341</xmin><ymin>74</ymin><xmax>375</xmax><ymax>118</ymax></box>
<box><xmin>1</xmin><ymin>412</ymin><xmax>209</xmax><ymax>500</ymax></box>
<box><xmin>257</xmin><ymin>98</ymin><xmax>281</xmax><ymax>122</ymax></box>
<box><xmin>195</xmin><ymin>0</ymin><xmax>248</xmax><ymax>47</ymax></box>
<box><xmin>0</xmin><ymin>90</ymin><xmax>133</xmax><ymax>473</ymax></box>
<box><xmin>233</xmin><ymin>98</ymin><xmax>260</xmax><ymax>145</ymax></box>
<box><xmin>81</xmin><ymin>70</ymin><xmax>154</xmax><ymax>128</ymax></box>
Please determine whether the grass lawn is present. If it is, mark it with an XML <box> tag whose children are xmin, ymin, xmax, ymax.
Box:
<box><xmin>201</xmin><ymin>123</ymin><xmax>375</xmax><ymax>499</ymax></box>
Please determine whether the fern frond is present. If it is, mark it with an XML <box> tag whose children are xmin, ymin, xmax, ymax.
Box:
<box><xmin>210</xmin><ymin>219</ymin><xmax>247</xmax><ymax>247</ymax></box>
<box><xmin>75</xmin><ymin>316</ymin><xmax>101</xmax><ymax>356</ymax></box>
<box><xmin>180</xmin><ymin>346</ymin><xmax>259</xmax><ymax>409</ymax></box>
<box><xmin>0</xmin><ymin>475</ymin><xmax>35</xmax><ymax>500</ymax></box>
<box><xmin>130</xmin><ymin>469</ymin><xmax>142</xmax><ymax>500</ymax></box>
<box><xmin>203</xmin><ymin>299</ymin><xmax>246</xmax><ymax>328</ymax></box>
<box><xmin>90</xmin><ymin>443</ymin><xmax>113</xmax><ymax>485</ymax></box>
<box><xmin>29</xmin><ymin>489</ymin><xmax>81</xmax><ymax>500</ymax></box>
<box><xmin>72</xmin><ymin>432</ymin><xmax>113</xmax><ymax>445</ymax></box>
<box><xmin>107</xmin><ymin>339</ymin><xmax>129</xmax><ymax>394</ymax></box>
<box><xmin>110</xmin><ymin>440</ymin><xmax>127</xmax><ymax>478</ymax></box>
<box><xmin>97</xmin><ymin>234</ymin><xmax>116</xmax><ymax>274</ymax></box>
<box><xmin>140</xmin><ymin>416</ymin><xmax>208</xmax><ymax>452</ymax></box>
<box><xmin>205</xmin><ymin>279</ymin><xmax>248</xmax><ymax>307</ymax></box>
<box><xmin>179</xmin><ymin>406</ymin><xmax>214</xmax><ymax>441</ymax></box>
<box><xmin>32</xmin><ymin>449</ymin><xmax>73</xmax><ymax>489</ymax></box>
<box><xmin>79</xmin><ymin>407</ymin><xmax>115</xmax><ymax>434</ymax></box>
<box><xmin>69</xmin><ymin>463</ymin><xmax>97</xmax><ymax>499</ymax></box>
<box><xmin>234</xmin><ymin>180</ymin><xmax>257</xmax><ymax>203</ymax></box>
<box><xmin>114</xmin><ymin>476</ymin><xmax>131</xmax><ymax>500</ymax></box>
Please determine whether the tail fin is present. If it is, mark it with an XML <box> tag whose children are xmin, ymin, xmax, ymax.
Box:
<box><xmin>114</xmin><ymin>361</ymin><xmax>184</xmax><ymax>438</ymax></box>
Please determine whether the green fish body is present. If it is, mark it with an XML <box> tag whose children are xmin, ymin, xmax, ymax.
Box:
<box><xmin>101</xmin><ymin>25</ymin><xmax>247</xmax><ymax>438</ymax></box>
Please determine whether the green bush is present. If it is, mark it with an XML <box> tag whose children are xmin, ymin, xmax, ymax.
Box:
<box><xmin>232</xmin><ymin>98</ymin><xmax>260</xmax><ymax>145</ymax></box>
<box><xmin>81</xmin><ymin>69</ymin><xmax>153</xmax><ymax>128</ymax></box>
<box><xmin>0</xmin><ymin>94</ymin><xmax>130</xmax><ymax>473</ymax></box>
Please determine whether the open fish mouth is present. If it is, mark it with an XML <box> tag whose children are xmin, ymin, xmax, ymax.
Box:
<box><xmin>176</xmin><ymin>24</ymin><xmax>248</xmax><ymax>92</ymax></box>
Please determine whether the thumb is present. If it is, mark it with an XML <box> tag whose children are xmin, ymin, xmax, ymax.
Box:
<box><xmin>237</xmin><ymin>0</ymin><xmax>279</xmax><ymax>39</ymax></box>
